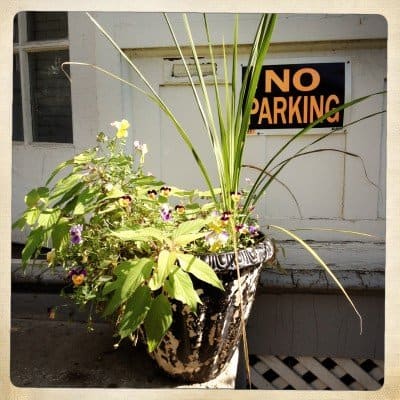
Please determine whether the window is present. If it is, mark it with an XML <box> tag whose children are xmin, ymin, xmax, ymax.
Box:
<box><xmin>13</xmin><ymin>12</ymin><xmax>73</xmax><ymax>143</ymax></box>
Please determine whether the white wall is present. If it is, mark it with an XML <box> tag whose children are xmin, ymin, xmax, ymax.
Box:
<box><xmin>12</xmin><ymin>12</ymin><xmax>387</xmax><ymax>243</ymax></box>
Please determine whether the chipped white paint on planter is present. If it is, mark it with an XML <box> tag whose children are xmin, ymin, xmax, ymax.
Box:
<box><xmin>151</xmin><ymin>239</ymin><xmax>275</xmax><ymax>383</ymax></box>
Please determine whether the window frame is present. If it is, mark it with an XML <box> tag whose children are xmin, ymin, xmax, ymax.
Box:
<box><xmin>13</xmin><ymin>12</ymin><xmax>72</xmax><ymax>145</ymax></box>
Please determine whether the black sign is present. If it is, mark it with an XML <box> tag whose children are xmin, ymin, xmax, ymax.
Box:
<box><xmin>245</xmin><ymin>62</ymin><xmax>346</xmax><ymax>130</ymax></box>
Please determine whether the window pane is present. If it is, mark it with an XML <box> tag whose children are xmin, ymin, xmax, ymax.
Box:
<box><xmin>13</xmin><ymin>14</ymin><xmax>19</xmax><ymax>43</ymax></box>
<box><xmin>29</xmin><ymin>50</ymin><xmax>73</xmax><ymax>143</ymax></box>
<box><xmin>13</xmin><ymin>54</ymin><xmax>24</xmax><ymax>141</ymax></box>
<box><xmin>27</xmin><ymin>12</ymin><xmax>68</xmax><ymax>41</ymax></box>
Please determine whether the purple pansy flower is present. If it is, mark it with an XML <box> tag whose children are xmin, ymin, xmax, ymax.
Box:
<box><xmin>70</xmin><ymin>224</ymin><xmax>83</xmax><ymax>245</ymax></box>
<box><xmin>68</xmin><ymin>268</ymin><xmax>87</xmax><ymax>278</ymax></box>
<box><xmin>160</xmin><ymin>204</ymin><xmax>172</xmax><ymax>221</ymax></box>
<box><xmin>249</xmin><ymin>225</ymin><xmax>259</xmax><ymax>235</ymax></box>
<box><xmin>68</xmin><ymin>268</ymin><xmax>87</xmax><ymax>286</ymax></box>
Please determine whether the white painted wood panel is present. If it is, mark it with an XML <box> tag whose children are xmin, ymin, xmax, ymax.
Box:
<box><xmin>11</xmin><ymin>12</ymin><xmax>387</xmax><ymax>247</ymax></box>
<box><xmin>247</xmin><ymin>293</ymin><xmax>384</xmax><ymax>359</ymax></box>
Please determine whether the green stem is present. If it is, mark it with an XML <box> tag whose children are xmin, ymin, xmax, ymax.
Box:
<box><xmin>230</xmin><ymin>203</ymin><xmax>252</xmax><ymax>388</ymax></box>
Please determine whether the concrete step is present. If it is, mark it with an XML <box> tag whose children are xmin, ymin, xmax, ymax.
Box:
<box><xmin>10</xmin><ymin>315</ymin><xmax>239</xmax><ymax>389</ymax></box>
<box><xmin>10</xmin><ymin>292</ymin><xmax>240</xmax><ymax>389</ymax></box>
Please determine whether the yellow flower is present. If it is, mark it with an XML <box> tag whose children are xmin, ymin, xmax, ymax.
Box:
<box><xmin>118</xmin><ymin>195</ymin><xmax>132</xmax><ymax>208</ymax></box>
<box><xmin>160</xmin><ymin>186</ymin><xmax>172</xmax><ymax>197</ymax></box>
<box><xmin>175</xmin><ymin>205</ymin><xmax>186</xmax><ymax>215</ymax></box>
<box><xmin>231</xmin><ymin>191</ymin><xmax>242</xmax><ymax>203</ymax></box>
<box><xmin>111</xmin><ymin>119</ymin><xmax>130</xmax><ymax>138</ymax></box>
<box><xmin>72</xmin><ymin>274</ymin><xmax>86</xmax><ymax>286</ymax></box>
<box><xmin>46</xmin><ymin>249</ymin><xmax>56</xmax><ymax>265</ymax></box>
<box><xmin>147</xmin><ymin>189</ymin><xmax>158</xmax><ymax>200</ymax></box>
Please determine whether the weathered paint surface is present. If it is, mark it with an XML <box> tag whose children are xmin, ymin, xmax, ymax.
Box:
<box><xmin>151</xmin><ymin>240</ymin><xmax>274</xmax><ymax>383</ymax></box>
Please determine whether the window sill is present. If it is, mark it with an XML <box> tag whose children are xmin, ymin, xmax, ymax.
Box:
<box><xmin>12</xmin><ymin>141</ymin><xmax>75</xmax><ymax>149</ymax></box>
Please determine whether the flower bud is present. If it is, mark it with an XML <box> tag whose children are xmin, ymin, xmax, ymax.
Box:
<box><xmin>46</xmin><ymin>249</ymin><xmax>56</xmax><ymax>264</ymax></box>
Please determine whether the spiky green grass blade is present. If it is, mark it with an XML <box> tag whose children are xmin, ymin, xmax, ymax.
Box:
<box><xmin>269</xmin><ymin>224</ymin><xmax>363</xmax><ymax>334</ymax></box>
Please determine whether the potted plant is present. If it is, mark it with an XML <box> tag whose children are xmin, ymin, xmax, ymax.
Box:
<box><xmin>13</xmin><ymin>12</ymin><xmax>383</xmax><ymax>384</ymax></box>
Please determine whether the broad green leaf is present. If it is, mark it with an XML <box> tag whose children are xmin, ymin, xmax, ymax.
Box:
<box><xmin>102</xmin><ymin>261</ymin><xmax>145</xmax><ymax>313</ymax></box>
<box><xmin>37</xmin><ymin>209</ymin><xmax>61</xmax><ymax>229</ymax></box>
<box><xmin>184</xmin><ymin>203</ymin><xmax>201</xmax><ymax>211</ymax></box>
<box><xmin>78</xmin><ymin>188</ymin><xmax>98</xmax><ymax>204</ymax></box>
<box><xmin>12</xmin><ymin>215</ymin><xmax>26</xmax><ymax>230</ymax></box>
<box><xmin>111</xmin><ymin>227</ymin><xmax>165</xmax><ymax>243</ymax></box>
<box><xmin>173</xmin><ymin>232</ymin><xmax>207</xmax><ymax>247</ymax></box>
<box><xmin>53</xmin><ymin>182</ymin><xmax>85</xmax><ymax>207</ymax></box>
<box><xmin>51</xmin><ymin>174</ymin><xmax>82</xmax><ymax>199</ymax></box>
<box><xmin>148</xmin><ymin>250</ymin><xmax>176</xmax><ymax>291</ymax></box>
<box><xmin>120</xmin><ymin>259</ymin><xmax>154</xmax><ymax>299</ymax></box>
<box><xmin>113</xmin><ymin>260</ymin><xmax>136</xmax><ymax>276</ymax></box>
<box><xmin>73</xmin><ymin>151</ymin><xmax>94</xmax><ymax>164</ymax></box>
<box><xmin>177</xmin><ymin>253</ymin><xmax>224</xmax><ymax>291</ymax></box>
<box><xmin>157</xmin><ymin>195</ymin><xmax>169</xmax><ymax>204</ymax></box>
<box><xmin>118</xmin><ymin>285</ymin><xmax>152</xmax><ymax>339</ymax></box>
<box><xmin>170</xmin><ymin>188</ymin><xmax>196</xmax><ymax>197</ymax></box>
<box><xmin>25</xmin><ymin>187</ymin><xmax>49</xmax><ymax>208</ymax></box>
<box><xmin>165</xmin><ymin>267</ymin><xmax>201</xmax><ymax>313</ymax></box>
<box><xmin>105</xmin><ymin>186</ymin><xmax>125</xmax><ymax>199</ymax></box>
<box><xmin>22</xmin><ymin>227</ymin><xmax>45</xmax><ymax>266</ymax></box>
<box><xmin>63</xmin><ymin>196</ymin><xmax>79</xmax><ymax>214</ymax></box>
<box><xmin>198</xmin><ymin>188</ymin><xmax>221</xmax><ymax>198</ymax></box>
<box><xmin>134</xmin><ymin>176</ymin><xmax>163</xmax><ymax>186</ymax></box>
<box><xmin>102</xmin><ymin>280</ymin><xmax>120</xmax><ymax>296</ymax></box>
<box><xmin>25</xmin><ymin>208</ymin><xmax>41</xmax><ymax>225</ymax></box>
<box><xmin>201</xmin><ymin>202</ymin><xmax>217</xmax><ymax>212</ymax></box>
<box><xmin>97</xmin><ymin>275</ymin><xmax>113</xmax><ymax>283</ymax></box>
<box><xmin>45</xmin><ymin>159</ymin><xmax>73</xmax><ymax>185</ymax></box>
<box><xmin>73</xmin><ymin>202</ymin><xmax>85</xmax><ymax>216</ymax></box>
<box><xmin>98</xmin><ymin>204</ymin><xmax>117</xmax><ymax>215</ymax></box>
<box><xmin>172</xmin><ymin>219</ymin><xmax>207</xmax><ymax>239</ymax></box>
<box><xmin>103</xmin><ymin>287</ymin><xmax>124</xmax><ymax>316</ymax></box>
<box><xmin>144</xmin><ymin>294</ymin><xmax>173</xmax><ymax>353</ymax></box>
<box><xmin>51</xmin><ymin>218</ymin><xmax>70</xmax><ymax>249</ymax></box>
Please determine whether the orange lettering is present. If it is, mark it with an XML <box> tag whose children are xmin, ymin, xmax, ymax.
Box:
<box><xmin>257</xmin><ymin>97</ymin><xmax>273</xmax><ymax>125</ymax></box>
<box><xmin>325</xmin><ymin>94</ymin><xmax>340</xmax><ymax>122</ymax></box>
<box><xmin>293</xmin><ymin>68</ymin><xmax>320</xmax><ymax>92</ymax></box>
<box><xmin>309</xmin><ymin>95</ymin><xmax>324</xmax><ymax>122</ymax></box>
<box><xmin>273</xmin><ymin>97</ymin><xmax>287</xmax><ymax>124</ymax></box>
<box><xmin>288</xmin><ymin>96</ymin><xmax>302</xmax><ymax>124</ymax></box>
<box><xmin>265</xmin><ymin>69</ymin><xmax>290</xmax><ymax>93</ymax></box>
<box><xmin>303</xmin><ymin>96</ymin><xmax>308</xmax><ymax>123</ymax></box>
<box><xmin>251</xmin><ymin>98</ymin><xmax>259</xmax><ymax>115</ymax></box>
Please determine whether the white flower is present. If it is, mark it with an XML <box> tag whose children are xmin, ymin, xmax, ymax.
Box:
<box><xmin>104</xmin><ymin>183</ymin><xmax>114</xmax><ymax>192</ymax></box>
<box><xmin>218</xmin><ymin>231</ymin><xmax>229</xmax><ymax>244</ymax></box>
<box><xmin>141</xmin><ymin>143</ymin><xmax>148</xmax><ymax>155</ymax></box>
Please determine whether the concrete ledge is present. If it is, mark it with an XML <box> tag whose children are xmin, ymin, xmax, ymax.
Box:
<box><xmin>259</xmin><ymin>241</ymin><xmax>385</xmax><ymax>292</ymax></box>
<box><xmin>12</xmin><ymin>241</ymin><xmax>385</xmax><ymax>292</ymax></box>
